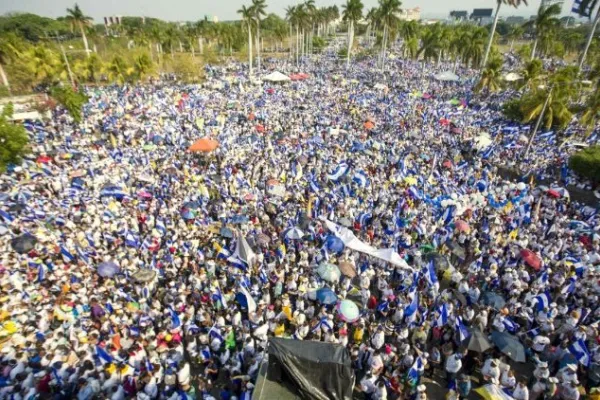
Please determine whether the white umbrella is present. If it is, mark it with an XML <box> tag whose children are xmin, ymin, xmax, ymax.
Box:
<box><xmin>473</xmin><ymin>134</ymin><xmax>492</xmax><ymax>150</ymax></box>
<box><xmin>434</xmin><ymin>71</ymin><xmax>459</xmax><ymax>82</ymax></box>
<box><xmin>263</xmin><ymin>71</ymin><xmax>291</xmax><ymax>82</ymax></box>
<box><xmin>285</xmin><ymin>227</ymin><xmax>305</xmax><ymax>240</ymax></box>
<box><xmin>504</xmin><ymin>72</ymin><xmax>524</xmax><ymax>82</ymax></box>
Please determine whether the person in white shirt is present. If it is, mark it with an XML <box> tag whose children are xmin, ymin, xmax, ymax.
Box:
<box><xmin>532</xmin><ymin>335</ymin><xmax>551</xmax><ymax>354</ymax></box>
<box><xmin>445</xmin><ymin>352</ymin><xmax>462</xmax><ymax>382</ymax></box>
<box><xmin>512</xmin><ymin>381</ymin><xmax>529</xmax><ymax>400</ymax></box>
<box><xmin>481</xmin><ymin>358</ymin><xmax>500</xmax><ymax>382</ymax></box>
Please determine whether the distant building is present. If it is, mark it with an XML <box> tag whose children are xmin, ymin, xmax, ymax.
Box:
<box><xmin>397</xmin><ymin>7</ymin><xmax>421</xmax><ymax>21</ymax></box>
<box><xmin>103</xmin><ymin>16</ymin><xmax>122</xmax><ymax>26</ymax></box>
<box><xmin>506</xmin><ymin>16</ymin><xmax>525</xmax><ymax>24</ymax></box>
<box><xmin>470</xmin><ymin>8</ymin><xmax>493</xmax><ymax>25</ymax></box>
<box><xmin>450</xmin><ymin>10</ymin><xmax>468</xmax><ymax>21</ymax></box>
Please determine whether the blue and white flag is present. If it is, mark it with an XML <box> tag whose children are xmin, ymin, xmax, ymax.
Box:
<box><xmin>404</xmin><ymin>292</ymin><xmax>419</xmax><ymax>325</ymax></box>
<box><xmin>455</xmin><ymin>316</ymin><xmax>470</xmax><ymax>342</ymax></box>
<box><xmin>0</xmin><ymin>209</ymin><xmax>14</xmax><ymax>223</ymax></box>
<box><xmin>424</xmin><ymin>259</ymin><xmax>439</xmax><ymax>290</ymax></box>
<box><xmin>155</xmin><ymin>218</ymin><xmax>167</xmax><ymax>236</ymax></box>
<box><xmin>95</xmin><ymin>345</ymin><xmax>114</xmax><ymax>364</ymax></box>
<box><xmin>357</xmin><ymin>212</ymin><xmax>372</xmax><ymax>227</ymax></box>
<box><xmin>439</xmin><ymin>206</ymin><xmax>455</xmax><ymax>226</ymax></box>
<box><xmin>37</xmin><ymin>264</ymin><xmax>45</xmax><ymax>282</ymax></box>
<box><xmin>327</xmin><ymin>162</ymin><xmax>349</xmax><ymax>181</ymax></box>
<box><xmin>352</xmin><ymin>170</ymin><xmax>369</xmax><ymax>188</ymax></box>
<box><xmin>503</xmin><ymin>317</ymin><xmax>520</xmax><ymax>334</ymax></box>
<box><xmin>238</xmin><ymin>284</ymin><xmax>257</xmax><ymax>313</ymax></box>
<box><xmin>60</xmin><ymin>246</ymin><xmax>75</xmax><ymax>262</ymax></box>
<box><xmin>125</xmin><ymin>231</ymin><xmax>140</xmax><ymax>248</ymax></box>
<box><xmin>535</xmin><ymin>292</ymin><xmax>551</xmax><ymax>311</ymax></box>
<box><xmin>213</xmin><ymin>285</ymin><xmax>228</xmax><ymax>308</ymax></box>
<box><xmin>407</xmin><ymin>357</ymin><xmax>424</xmax><ymax>382</ymax></box>
<box><xmin>169</xmin><ymin>307</ymin><xmax>182</xmax><ymax>329</ymax></box>
<box><xmin>435</xmin><ymin>303</ymin><xmax>449</xmax><ymax>327</ymax></box>
<box><xmin>569</xmin><ymin>338</ymin><xmax>590</xmax><ymax>367</ymax></box>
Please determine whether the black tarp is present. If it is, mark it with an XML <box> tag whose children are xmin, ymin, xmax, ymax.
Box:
<box><xmin>267</xmin><ymin>338</ymin><xmax>354</xmax><ymax>400</ymax></box>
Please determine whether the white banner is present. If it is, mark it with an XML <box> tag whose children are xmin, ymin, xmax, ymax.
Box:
<box><xmin>323</xmin><ymin>219</ymin><xmax>413</xmax><ymax>271</ymax></box>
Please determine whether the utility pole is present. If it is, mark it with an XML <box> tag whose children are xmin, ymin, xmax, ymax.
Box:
<box><xmin>523</xmin><ymin>86</ymin><xmax>553</xmax><ymax>159</ymax></box>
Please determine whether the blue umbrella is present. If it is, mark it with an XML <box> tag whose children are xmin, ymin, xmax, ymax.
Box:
<box><xmin>181</xmin><ymin>210</ymin><xmax>196</xmax><ymax>220</ymax></box>
<box><xmin>231</xmin><ymin>215</ymin><xmax>249</xmax><ymax>224</ymax></box>
<box><xmin>490</xmin><ymin>331</ymin><xmax>526</xmax><ymax>362</ymax></box>
<box><xmin>316</xmin><ymin>287</ymin><xmax>338</xmax><ymax>305</ymax></box>
<box><xmin>183</xmin><ymin>201</ymin><xmax>201</xmax><ymax>210</ymax></box>
<box><xmin>325</xmin><ymin>235</ymin><xmax>344</xmax><ymax>254</ymax></box>
<box><xmin>481</xmin><ymin>291</ymin><xmax>506</xmax><ymax>310</ymax></box>
<box><xmin>97</xmin><ymin>261</ymin><xmax>120</xmax><ymax>278</ymax></box>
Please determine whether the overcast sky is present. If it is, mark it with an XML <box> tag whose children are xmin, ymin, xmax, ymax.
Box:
<box><xmin>0</xmin><ymin>0</ymin><xmax>569</xmax><ymax>22</ymax></box>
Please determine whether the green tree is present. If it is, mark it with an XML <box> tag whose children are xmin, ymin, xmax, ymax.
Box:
<box><xmin>0</xmin><ymin>103</ymin><xmax>29</xmax><ymax>172</ymax></box>
<box><xmin>0</xmin><ymin>33</ymin><xmax>23</xmax><ymax>91</ymax></box>
<box><xmin>581</xmin><ymin>89</ymin><xmax>600</xmax><ymax>135</ymax></box>
<box><xmin>65</xmin><ymin>4</ymin><xmax>93</xmax><ymax>57</ymax></box>
<box><xmin>524</xmin><ymin>3</ymin><xmax>561</xmax><ymax>60</ymax></box>
<box><xmin>482</xmin><ymin>0</ymin><xmax>528</xmax><ymax>68</ymax></box>
<box><xmin>574</xmin><ymin>0</ymin><xmax>600</xmax><ymax>69</ymax></box>
<box><xmin>25</xmin><ymin>45</ymin><xmax>60</xmax><ymax>86</ymax></box>
<box><xmin>342</xmin><ymin>0</ymin><xmax>363</xmax><ymax>68</ymax></box>
<box><xmin>475</xmin><ymin>55</ymin><xmax>503</xmax><ymax>92</ymax></box>
<box><xmin>72</xmin><ymin>52</ymin><xmax>103</xmax><ymax>83</ymax></box>
<box><xmin>569</xmin><ymin>146</ymin><xmax>600</xmax><ymax>184</ymax></box>
<box><xmin>506</xmin><ymin>25</ymin><xmax>524</xmax><ymax>51</ymax></box>
<box><xmin>238</xmin><ymin>5</ymin><xmax>254</xmax><ymax>76</ymax></box>
<box><xmin>377</xmin><ymin>0</ymin><xmax>402</xmax><ymax>72</ymax></box>
<box><xmin>251</xmin><ymin>0</ymin><xmax>267</xmax><ymax>71</ymax></box>
<box><xmin>132</xmin><ymin>52</ymin><xmax>154</xmax><ymax>81</ymax></box>
<box><xmin>520</xmin><ymin>58</ymin><xmax>543</xmax><ymax>90</ymax></box>
<box><xmin>50</xmin><ymin>86</ymin><xmax>88</xmax><ymax>123</ymax></box>
<box><xmin>102</xmin><ymin>55</ymin><xmax>130</xmax><ymax>84</ymax></box>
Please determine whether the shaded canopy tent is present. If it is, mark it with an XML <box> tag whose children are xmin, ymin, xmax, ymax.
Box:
<box><xmin>434</xmin><ymin>71</ymin><xmax>459</xmax><ymax>82</ymax></box>
<box><xmin>260</xmin><ymin>338</ymin><xmax>355</xmax><ymax>400</ymax></box>
<box><xmin>504</xmin><ymin>72</ymin><xmax>524</xmax><ymax>82</ymax></box>
<box><xmin>263</xmin><ymin>71</ymin><xmax>291</xmax><ymax>83</ymax></box>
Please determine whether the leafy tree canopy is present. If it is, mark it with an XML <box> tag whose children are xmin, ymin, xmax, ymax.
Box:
<box><xmin>0</xmin><ymin>103</ymin><xmax>29</xmax><ymax>172</ymax></box>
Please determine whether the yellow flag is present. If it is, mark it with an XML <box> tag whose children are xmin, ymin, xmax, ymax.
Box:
<box><xmin>509</xmin><ymin>228</ymin><xmax>519</xmax><ymax>240</ymax></box>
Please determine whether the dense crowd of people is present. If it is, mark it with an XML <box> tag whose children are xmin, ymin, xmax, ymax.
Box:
<box><xmin>0</xmin><ymin>52</ymin><xmax>599</xmax><ymax>400</ymax></box>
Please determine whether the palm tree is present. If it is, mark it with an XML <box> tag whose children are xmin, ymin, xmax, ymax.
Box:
<box><xmin>65</xmin><ymin>4</ymin><xmax>93</xmax><ymax>58</ymax></box>
<box><xmin>73</xmin><ymin>52</ymin><xmax>103</xmax><ymax>83</ymax></box>
<box><xmin>0</xmin><ymin>33</ymin><xmax>23</xmax><ymax>91</ymax></box>
<box><xmin>575</xmin><ymin>0</ymin><xmax>600</xmax><ymax>69</ymax></box>
<box><xmin>365</xmin><ymin>8</ymin><xmax>378</xmax><ymax>47</ymax></box>
<box><xmin>133</xmin><ymin>53</ymin><xmax>154</xmax><ymax>81</ymax></box>
<box><xmin>285</xmin><ymin>6</ymin><xmax>297</xmax><ymax>61</ymax></box>
<box><xmin>26</xmin><ymin>46</ymin><xmax>60</xmax><ymax>85</ymax></box>
<box><xmin>238</xmin><ymin>5</ymin><xmax>254</xmax><ymax>76</ymax></box>
<box><xmin>524</xmin><ymin>3</ymin><xmax>561</xmax><ymax>60</ymax></box>
<box><xmin>304</xmin><ymin>0</ymin><xmax>317</xmax><ymax>56</ymax></box>
<box><xmin>461</xmin><ymin>26</ymin><xmax>487</xmax><ymax>68</ymax></box>
<box><xmin>475</xmin><ymin>55</ymin><xmax>503</xmax><ymax>92</ymax></box>
<box><xmin>520</xmin><ymin>58</ymin><xmax>544</xmax><ymax>90</ymax></box>
<box><xmin>417</xmin><ymin>24</ymin><xmax>443</xmax><ymax>63</ymax></box>
<box><xmin>377</xmin><ymin>0</ymin><xmax>402</xmax><ymax>72</ymax></box>
<box><xmin>506</xmin><ymin>25</ymin><xmax>524</xmax><ymax>52</ymax></box>
<box><xmin>251</xmin><ymin>0</ymin><xmax>267</xmax><ymax>72</ymax></box>
<box><xmin>163</xmin><ymin>25</ymin><xmax>179</xmax><ymax>59</ymax></box>
<box><xmin>150</xmin><ymin>26</ymin><xmax>164</xmax><ymax>56</ymax></box>
<box><xmin>482</xmin><ymin>0</ymin><xmax>528</xmax><ymax>68</ymax></box>
<box><xmin>342</xmin><ymin>0</ymin><xmax>364</xmax><ymax>68</ymax></box>
<box><xmin>185</xmin><ymin>25</ymin><xmax>198</xmax><ymax>58</ymax></box>
<box><xmin>581</xmin><ymin>89</ymin><xmax>600</xmax><ymax>135</ymax></box>
<box><xmin>103</xmin><ymin>55</ymin><xmax>130</xmax><ymax>84</ymax></box>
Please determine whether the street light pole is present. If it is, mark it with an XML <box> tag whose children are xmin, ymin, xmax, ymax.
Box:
<box><xmin>523</xmin><ymin>85</ymin><xmax>553</xmax><ymax>159</ymax></box>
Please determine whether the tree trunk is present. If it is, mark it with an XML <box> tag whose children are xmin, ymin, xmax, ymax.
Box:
<box><xmin>347</xmin><ymin>21</ymin><xmax>353</xmax><ymax>68</ymax></box>
<box><xmin>256</xmin><ymin>25</ymin><xmax>261</xmax><ymax>72</ymax></box>
<box><xmin>191</xmin><ymin>41</ymin><xmax>195</xmax><ymax>58</ymax></box>
<box><xmin>149</xmin><ymin>43</ymin><xmax>154</xmax><ymax>62</ymax></box>
<box><xmin>510</xmin><ymin>39</ymin><xmax>515</xmax><ymax>52</ymax></box>
<box><xmin>301</xmin><ymin>28</ymin><xmax>305</xmax><ymax>62</ymax></box>
<box><xmin>296</xmin><ymin>25</ymin><xmax>300</xmax><ymax>67</ymax></box>
<box><xmin>199</xmin><ymin>37</ymin><xmax>204</xmax><ymax>55</ymax></box>
<box><xmin>248</xmin><ymin>27</ymin><xmax>253</xmax><ymax>76</ymax></box>
<box><xmin>0</xmin><ymin>63</ymin><xmax>10</xmax><ymax>91</ymax></box>
<box><xmin>80</xmin><ymin>24</ymin><xmax>91</xmax><ymax>58</ymax></box>
<box><xmin>482</xmin><ymin>1</ymin><xmax>501</xmax><ymax>68</ymax></box>
<box><xmin>579</xmin><ymin>8</ymin><xmax>600</xmax><ymax>70</ymax></box>
<box><xmin>381</xmin><ymin>23</ymin><xmax>388</xmax><ymax>72</ymax></box>
<box><xmin>530</xmin><ymin>38</ymin><xmax>538</xmax><ymax>60</ymax></box>
<box><xmin>171</xmin><ymin>46</ymin><xmax>174</xmax><ymax>60</ymax></box>
<box><xmin>179</xmin><ymin>41</ymin><xmax>183</xmax><ymax>53</ymax></box>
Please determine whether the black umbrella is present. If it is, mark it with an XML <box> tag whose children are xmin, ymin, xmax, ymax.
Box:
<box><xmin>465</xmin><ymin>328</ymin><xmax>492</xmax><ymax>353</ymax></box>
<box><xmin>481</xmin><ymin>291</ymin><xmax>506</xmax><ymax>310</ymax></box>
<box><xmin>11</xmin><ymin>234</ymin><xmax>37</xmax><ymax>254</ymax></box>
<box><xmin>490</xmin><ymin>331</ymin><xmax>526</xmax><ymax>363</ymax></box>
<box><xmin>451</xmin><ymin>289</ymin><xmax>468</xmax><ymax>306</ymax></box>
